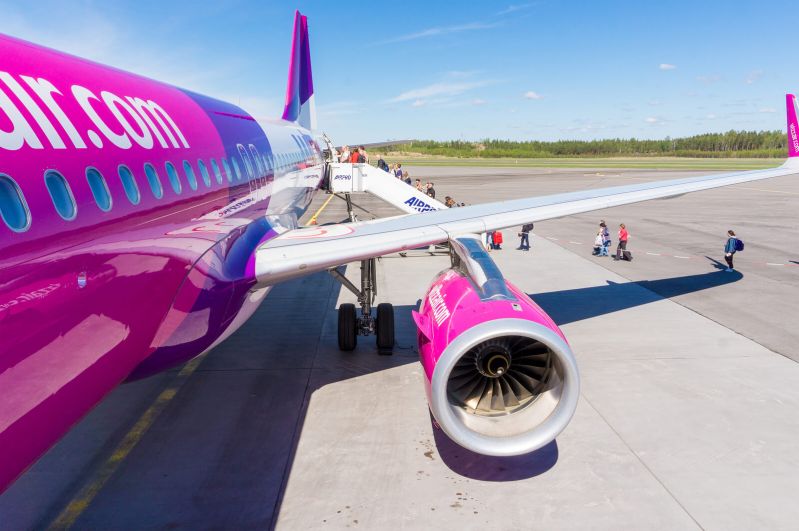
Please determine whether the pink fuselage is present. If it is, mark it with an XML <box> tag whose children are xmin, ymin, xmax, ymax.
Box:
<box><xmin>0</xmin><ymin>36</ymin><xmax>324</xmax><ymax>491</ymax></box>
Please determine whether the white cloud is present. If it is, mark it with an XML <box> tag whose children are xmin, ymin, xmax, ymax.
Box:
<box><xmin>745</xmin><ymin>70</ymin><xmax>764</xmax><ymax>84</ymax></box>
<box><xmin>471</xmin><ymin>98</ymin><xmax>487</xmax><ymax>106</ymax></box>
<box><xmin>659</xmin><ymin>63</ymin><xmax>677</xmax><ymax>70</ymax></box>
<box><xmin>706</xmin><ymin>113</ymin><xmax>717</xmax><ymax>119</ymax></box>
<box><xmin>645</xmin><ymin>117</ymin><xmax>660</xmax><ymax>124</ymax></box>
<box><xmin>411</xmin><ymin>99</ymin><xmax>426</xmax><ymax>107</ymax></box>
<box><xmin>497</xmin><ymin>3</ymin><xmax>536</xmax><ymax>16</ymax></box>
<box><xmin>759</xmin><ymin>107</ymin><xmax>776</xmax><ymax>113</ymax></box>
<box><xmin>390</xmin><ymin>80</ymin><xmax>491</xmax><ymax>103</ymax></box>
<box><xmin>696</xmin><ymin>74</ymin><xmax>722</xmax><ymax>85</ymax></box>
<box><xmin>523</xmin><ymin>91</ymin><xmax>543</xmax><ymax>100</ymax></box>
<box><xmin>375</xmin><ymin>22</ymin><xmax>499</xmax><ymax>45</ymax></box>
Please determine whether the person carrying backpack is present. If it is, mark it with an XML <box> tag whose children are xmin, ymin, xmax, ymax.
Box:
<box><xmin>724</xmin><ymin>229</ymin><xmax>743</xmax><ymax>271</ymax></box>
<box><xmin>518</xmin><ymin>223</ymin><xmax>534</xmax><ymax>251</ymax></box>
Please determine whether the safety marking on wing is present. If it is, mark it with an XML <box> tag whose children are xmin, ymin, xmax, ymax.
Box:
<box><xmin>280</xmin><ymin>224</ymin><xmax>355</xmax><ymax>239</ymax></box>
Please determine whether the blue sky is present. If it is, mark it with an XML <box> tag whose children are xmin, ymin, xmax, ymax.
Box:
<box><xmin>2</xmin><ymin>0</ymin><xmax>797</xmax><ymax>143</ymax></box>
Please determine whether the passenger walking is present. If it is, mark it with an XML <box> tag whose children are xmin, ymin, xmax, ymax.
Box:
<box><xmin>377</xmin><ymin>157</ymin><xmax>389</xmax><ymax>172</ymax></box>
<box><xmin>339</xmin><ymin>145</ymin><xmax>350</xmax><ymax>163</ymax></box>
<box><xmin>615</xmin><ymin>223</ymin><xmax>631</xmax><ymax>261</ymax></box>
<box><xmin>404</xmin><ymin>171</ymin><xmax>411</xmax><ymax>185</ymax></box>
<box><xmin>350</xmin><ymin>148</ymin><xmax>361</xmax><ymax>163</ymax></box>
<box><xmin>394</xmin><ymin>163</ymin><xmax>403</xmax><ymax>179</ymax></box>
<box><xmin>598</xmin><ymin>221</ymin><xmax>610</xmax><ymax>256</ymax></box>
<box><xmin>359</xmin><ymin>145</ymin><xmax>369</xmax><ymax>163</ymax></box>
<box><xmin>517</xmin><ymin>223</ymin><xmax>534</xmax><ymax>251</ymax></box>
<box><xmin>724</xmin><ymin>229</ymin><xmax>741</xmax><ymax>271</ymax></box>
<box><xmin>415</xmin><ymin>179</ymin><xmax>424</xmax><ymax>192</ymax></box>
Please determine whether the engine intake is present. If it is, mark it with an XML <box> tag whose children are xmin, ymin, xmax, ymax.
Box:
<box><xmin>414</xmin><ymin>236</ymin><xmax>580</xmax><ymax>456</ymax></box>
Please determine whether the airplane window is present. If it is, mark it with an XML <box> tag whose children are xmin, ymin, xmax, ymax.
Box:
<box><xmin>0</xmin><ymin>174</ymin><xmax>31</xmax><ymax>232</ymax></box>
<box><xmin>222</xmin><ymin>158</ymin><xmax>233</xmax><ymax>183</ymax></box>
<box><xmin>118</xmin><ymin>165</ymin><xmax>141</xmax><ymax>205</ymax></box>
<box><xmin>236</xmin><ymin>144</ymin><xmax>254</xmax><ymax>180</ymax></box>
<box><xmin>165</xmin><ymin>161</ymin><xmax>181</xmax><ymax>194</ymax></box>
<box><xmin>210</xmin><ymin>159</ymin><xmax>223</xmax><ymax>184</ymax></box>
<box><xmin>198</xmin><ymin>159</ymin><xmax>211</xmax><ymax>187</ymax></box>
<box><xmin>45</xmin><ymin>170</ymin><xmax>77</xmax><ymax>221</ymax></box>
<box><xmin>144</xmin><ymin>163</ymin><xmax>163</xmax><ymax>199</ymax></box>
<box><xmin>182</xmin><ymin>160</ymin><xmax>198</xmax><ymax>191</ymax></box>
<box><xmin>231</xmin><ymin>156</ymin><xmax>242</xmax><ymax>181</ymax></box>
<box><xmin>249</xmin><ymin>145</ymin><xmax>264</xmax><ymax>176</ymax></box>
<box><xmin>86</xmin><ymin>167</ymin><xmax>112</xmax><ymax>212</ymax></box>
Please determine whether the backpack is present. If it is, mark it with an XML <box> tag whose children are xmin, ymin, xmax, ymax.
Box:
<box><xmin>357</xmin><ymin>154</ymin><xmax>366</xmax><ymax>163</ymax></box>
<box><xmin>734</xmin><ymin>238</ymin><xmax>744</xmax><ymax>252</ymax></box>
<box><xmin>493</xmin><ymin>231</ymin><xmax>503</xmax><ymax>244</ymax></box>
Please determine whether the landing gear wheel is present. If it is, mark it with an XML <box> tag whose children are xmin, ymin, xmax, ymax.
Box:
<box><xmin>376</xmin><ymin>303</ymin><xmax>395</xmax><ymax>355</ymax></box>
<box><xmin>338</xmin><ymin>303</ymin><xmax>357</xmax><ymax>351</ymax></box>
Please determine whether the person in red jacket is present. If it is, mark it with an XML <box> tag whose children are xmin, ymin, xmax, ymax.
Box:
<box><xmin>615</xmin><ymin>223</ymin><xmax>631</xmax><ymax>261</ymax></box>
<box><xmin>350</xmin><ymin>148</ymin><xmax>360</xmax><ymax>163</ymax></box>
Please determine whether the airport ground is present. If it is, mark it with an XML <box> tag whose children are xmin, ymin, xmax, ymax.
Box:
<box><xmin>2</xmin><ymin>164</ymin><xmax>798</xmax><ymax>530</ymax></box>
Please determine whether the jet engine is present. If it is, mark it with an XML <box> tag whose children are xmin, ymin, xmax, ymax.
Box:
<box><xmin>413</xmin><ymin>236</ymin><xmax>579</xmax><ymax>456</ymax></box>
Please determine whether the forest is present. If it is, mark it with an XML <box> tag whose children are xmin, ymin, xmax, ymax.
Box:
<box><xmin>378</xmin><ymin>130</ymin><xmax>786</xmax><ymax>158</ymax></box>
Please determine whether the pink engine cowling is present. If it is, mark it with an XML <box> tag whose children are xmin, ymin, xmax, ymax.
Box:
<box><xmin>412</xmin><ymin>262</ymin><xmax>580</xmax><ymax>457</ymax></box>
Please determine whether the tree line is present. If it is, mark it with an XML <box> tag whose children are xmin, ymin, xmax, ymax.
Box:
<box><xmin>379</xmin><ymin>130</ymin><xmax>786</xmax><ymax>158</ymax></box>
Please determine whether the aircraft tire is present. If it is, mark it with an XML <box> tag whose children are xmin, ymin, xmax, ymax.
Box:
<box><xmin>376</xmin><ymin>303</ymin><xmax>395</xmax><ymax>355</ymax></box>
<box><xmin>338</xmin><ymin>303</ymin><xmax>357</xmax><ymax>351</ymax></box>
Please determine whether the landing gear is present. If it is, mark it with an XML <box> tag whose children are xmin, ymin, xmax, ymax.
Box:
<box><xmin>376</xmin><ymin>303</ymin><xmax>395</xmax><ymax>355</ymax></box>
<box><xmin>330</xmin><ymin>258</ymin><xmax>395</xmax><ymax>354</ymax></box>
<box><xmin>338</xmin><ymin>303</ymin><xmax>357</xmax><ymax>351</ymax></box>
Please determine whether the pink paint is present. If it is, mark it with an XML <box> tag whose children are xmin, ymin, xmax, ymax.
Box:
<box><xmin>0</xmin><ymin>29</ymin><xmax>323</xmax><ymax>492</ymax></box>
<box><xmin>787</xmin><ymin>94</ymin><xmax>799</xmax><ymax>158</ymax></box>
<box><xmin>414</xmin><ymin>269</ymin><xmax>566</xmax><ymax>385</ymax></box>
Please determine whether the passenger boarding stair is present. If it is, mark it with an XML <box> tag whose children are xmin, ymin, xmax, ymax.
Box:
<box><xmin>327</xmin><ymin>163</ymin><xmax>447</xmax><ymax>214</ymax></box>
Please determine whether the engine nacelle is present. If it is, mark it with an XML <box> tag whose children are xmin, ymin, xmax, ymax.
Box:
<box><xmin>413</xmin><ymin>238</ymin><xmax>579</xmax><ymax>456</ymax></box>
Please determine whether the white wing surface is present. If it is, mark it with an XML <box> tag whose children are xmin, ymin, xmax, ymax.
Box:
<box><xmin>255</xmin><ymin>160</ymin><xmax>798</xmax><ymax>286</ymax></box>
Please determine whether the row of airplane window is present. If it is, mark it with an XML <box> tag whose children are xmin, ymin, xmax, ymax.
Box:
<box><xmin>0</xmin><ymin>141</ymin><xmax>320</xmax><ymax>233</ymax></box>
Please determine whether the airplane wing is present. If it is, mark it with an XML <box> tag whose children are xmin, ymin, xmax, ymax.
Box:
<box><xmin>255</xmin><ymin>159</ymin><xmax>798</xmax><ymax>286</ymax></box>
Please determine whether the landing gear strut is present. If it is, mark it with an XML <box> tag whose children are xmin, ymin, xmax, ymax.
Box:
<box><xmin>329</xmin><ymin>258</ymin><xmax>394</xmax><ymax>354</ymax></box>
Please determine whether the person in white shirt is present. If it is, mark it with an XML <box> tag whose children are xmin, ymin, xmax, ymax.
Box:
<box><xmin>339</xmin><ymin>145</ymin><xmax>350</xmax><ymax>163</ymax></box>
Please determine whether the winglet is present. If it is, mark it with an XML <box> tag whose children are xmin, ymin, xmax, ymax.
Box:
<box><xmin>282</xmin><ymin>11</ymin><xmax>316</xmax><ymax>130</ymax></box>
<box><xmin>787</xmin><ymin>94</ymin><xmax>799</xmax><ymax>158</ymax></box>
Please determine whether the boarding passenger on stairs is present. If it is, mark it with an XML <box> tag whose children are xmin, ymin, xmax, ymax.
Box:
<box><xmin>359</xmin><ymin>145</ymin><xmax>369</xmax><ymax>163</ymax></box>
<box><xmin>339</xmin><ymin>145</ymin><xmax>350</xmax><ymax>163</ymax></box>
<box><xmin>426</xmin><ymin>182</ymin><xmax>436</xmax><ymax>198</ymax></box>
<box><xmin>350</xmin><ymin>148</ymin><xmax>361</xmax><ymax>163</ymax></box>
<box><xmin>394</xmin><ymin>163</ymin><xmax>403</xmax><ymax>179</ymax></box>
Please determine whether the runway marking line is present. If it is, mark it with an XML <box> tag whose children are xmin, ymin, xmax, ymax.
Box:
<box><xmin>47</xmin><ymin>354</ymin><xmax>206</xmax><ymax>530</ymax></box>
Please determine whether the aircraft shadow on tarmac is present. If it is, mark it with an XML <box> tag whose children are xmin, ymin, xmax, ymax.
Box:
<box><xmin>529</xmin><ymin>268</ymin><xmax>742</xmax><ymax>325</ymax></box>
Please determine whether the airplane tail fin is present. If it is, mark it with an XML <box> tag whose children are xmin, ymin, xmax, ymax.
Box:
<box><xmin>282</xmin><ymin>11</ymin><xmax>316</xmax><ymax>130</ymax></box>
<box><xmin>787</xmin><ymin>94</ymin><xmax>799</xmax><ymax>158</ymax></box>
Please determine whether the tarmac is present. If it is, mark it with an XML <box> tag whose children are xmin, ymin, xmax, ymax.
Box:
<box><xmin>2</xmin><ymin>165</ymin><xmax>798</xmax><ymax>530</ymax></box>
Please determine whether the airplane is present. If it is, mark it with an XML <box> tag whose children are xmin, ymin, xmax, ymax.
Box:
<box><xmin>1</xmin><ymin>10</ymin><xmax>798</xmax><ymax>494</ymax></box>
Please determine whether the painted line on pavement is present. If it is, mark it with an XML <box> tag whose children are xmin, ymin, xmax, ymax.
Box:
<box><xmin>47</xmin><ymin>354</ymin><xmax>206</xmax><ymax>530</ymax></box>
